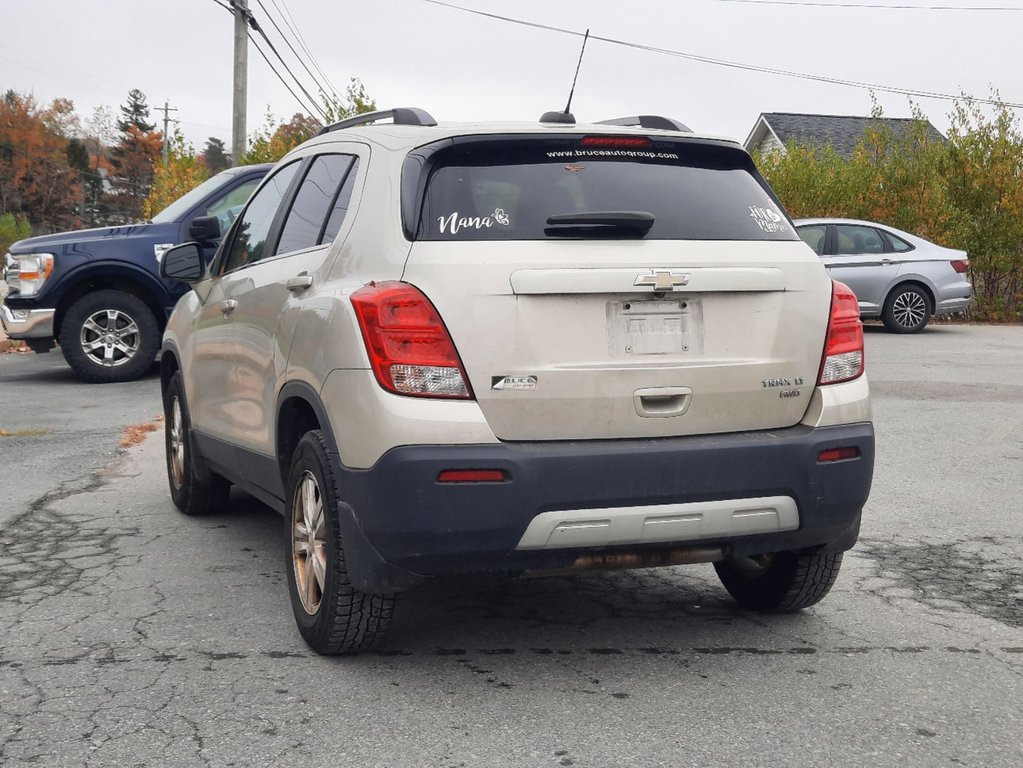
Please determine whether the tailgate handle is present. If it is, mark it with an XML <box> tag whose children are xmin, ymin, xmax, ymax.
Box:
<box><xmin>634</xmin><ymin>387</ymin><xmax>692</xmax><ymax>418</ymax></box>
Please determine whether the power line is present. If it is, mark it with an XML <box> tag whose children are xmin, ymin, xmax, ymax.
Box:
<box><xmin>715</xmin><ymin>0</ymin><xmax>1023</xmax><ymax>10</ymax></box>
<box><xmin>247</xmin><ymin>30</ymin><xmax>320</xmax><ymax>117</ymax></box>
<box><xmin>421</xmin><ymin>0</ymin><xmax>1023</xmax><ymax>109</ymax></box>
<box><xmin>268</xmin><ymin>0</ymin><xmax>342</xmax><ymax>100</ymax></box>
<box><xmin>255</xmin><ymin>0</ymin><xmax>336</xmax><ymax>102</ymax></box>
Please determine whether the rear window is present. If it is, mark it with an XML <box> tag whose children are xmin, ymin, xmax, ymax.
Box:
<box><xmin>410</xmin><ymin>137</ymin><xmax>797</xmax><ymax>242</ymax></box>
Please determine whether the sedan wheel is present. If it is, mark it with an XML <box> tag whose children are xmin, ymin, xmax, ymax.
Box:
<box><xmin>882</xmin><ymin>285</ymin><xmax>931</xmax><ymax>333</ymax></box>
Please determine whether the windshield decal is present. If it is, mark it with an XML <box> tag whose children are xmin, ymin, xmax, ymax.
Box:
<box><xmin>438</xmin><ymin>208</ymin><xmax>511</xmax><ymax>235</ymax></box>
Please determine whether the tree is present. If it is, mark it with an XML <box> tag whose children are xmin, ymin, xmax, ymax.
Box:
<box><xmin>117</xmin><ymin>88</ymin><xmax>155</xmax><ymax>133</ymax></box>
<box><xmin>110</xmin><ymin>89</ymin><xmax>161</xmax><ymax>220</ymax></box>
<box><xmin>242</xmin><ymin>110</ymin><xmax>322</xmax><ymax>164</ymax></box>
<box><xmin>202</xmin><ymin>137</ymin><xmax>230</xmax><ymax>173</ymax></box>
<box><xmin>0</xmin><ymin>212</ymin><xmax>31</xmax><ymax>254</ymax></box>
<box><xmin>0</xmin><ymin>91</ymin><xmax>83</xmax><ymax>233</ymax></box>
<box><xmin>144</xmin><ymin>130</ymin><xmax>209</xmax><ymax>219</ymax></box>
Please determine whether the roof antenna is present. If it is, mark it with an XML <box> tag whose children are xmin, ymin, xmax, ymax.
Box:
<box><xmin>540</xmin><ymin>28</ymin><xmax>589</xmax><ymax>125</ymax></box>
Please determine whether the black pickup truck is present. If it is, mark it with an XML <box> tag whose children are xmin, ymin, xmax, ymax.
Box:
<box><xmin>1</xmin><ymin>164</ymin><xmax>270</xmax><ymax>382</ymax></box>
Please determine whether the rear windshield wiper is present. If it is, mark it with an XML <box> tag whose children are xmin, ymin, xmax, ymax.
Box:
<box><xmin>545</xmin><ymin>211</ymin><xmax>655</xmax><ymax>238</ymax></box>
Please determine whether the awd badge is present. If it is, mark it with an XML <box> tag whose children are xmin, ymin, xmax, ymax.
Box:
<box><xmin>492</xmin><ymin>375</ymin><xmax>538</xmax><ymax>391</ymax></box>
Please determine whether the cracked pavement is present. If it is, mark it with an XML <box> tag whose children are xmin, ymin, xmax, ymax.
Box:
<box><xmin>0</xmin><ymin>327</ymin><xmax>1021</xmax><ymax>767</ymax></box>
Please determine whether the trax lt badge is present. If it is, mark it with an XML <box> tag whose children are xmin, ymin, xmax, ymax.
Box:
<box><xmin>635</xmin><ymin>269</ymin><xmax>690</xmax><ymax>291</ymax></box>
<box><xmin>492</xmin><ymin>375</ymin><xmax>538</xmax><ymax>391</ymax></box>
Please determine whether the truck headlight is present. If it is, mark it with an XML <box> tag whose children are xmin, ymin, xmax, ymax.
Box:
<box><xmin>7</xmin><ymin>253</ymin><xmax>54</xmax><ymax>297</ymax></box>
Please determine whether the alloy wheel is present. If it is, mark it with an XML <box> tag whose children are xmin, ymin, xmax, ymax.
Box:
<box><xmin>79</xmin><ymin>308</ymin><xmax>142</xmax><ymax>367</ymax></box>
<box><xmin>891</xmin><ymin>290</ymin><xmax>928</xmax><ymax>330</ymax></box>
<box><xmin>292</xmin><ymin>470</ymin><xmax>327</xmax><ymax>615</ymax></box>
<box><xmin>168</xmin><ymin>397</ymin><xmax>185</xmax><ymax>491</ymax></box>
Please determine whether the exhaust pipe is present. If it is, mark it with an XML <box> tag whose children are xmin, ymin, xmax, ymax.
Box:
<box><xmin>524</xmin><ymin>546</ymin><xmax>726</xmax><ymax>578</ymax></box>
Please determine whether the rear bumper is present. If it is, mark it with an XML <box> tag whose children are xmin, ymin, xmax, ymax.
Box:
<box><xmin>0</xmin><ymin>303</ymin><xmax>55</xmax><ymax>339</ymax></box>
<box><xmin>934</xmin><ymin>295</ymin><xmax>972</xmax><ymax>316</ymax></box>
<box><xmin>333</xmin><ymin>421</ymin><xmax>875</xmax><ymax>593</ymax></box>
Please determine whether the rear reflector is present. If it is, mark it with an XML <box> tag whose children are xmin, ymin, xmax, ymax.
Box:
<box><xmin>437</xmin><ymin>469</ymin><xmax>507</xmax><ymax>483</ymax></box>
<box><xmin>580</xmin><ymin>136</ymin><xmax>652</xmax><ymax>149</ymax></box>
<box><xmin>351</xmin><ymin>281</ymin><xmax>472</xmax><ymax>399</ymax></box>
<box><xmin>950</xmin><ymin>259</ymin><xmax>969</xmax><ymax>274</ymax></box>
<box><xmin>818</xmin><ymin>447</ymin><xmax>860</xmax><ymax>463</ymax></box>
<box><xmin>818</xmin><ymin>280</ymin><xmax>865</xmax><ymax>386</ymax></box>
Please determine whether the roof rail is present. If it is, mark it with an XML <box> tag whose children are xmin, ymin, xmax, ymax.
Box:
<box><xmin>596</xmin><ymin>115</ymin><xmax>692</xmax><ymax>133</ymax></box>
<box><xmin>317</xmin><ymin>107</ymin><xmax>437</xmax><ymax>136</ymax></box>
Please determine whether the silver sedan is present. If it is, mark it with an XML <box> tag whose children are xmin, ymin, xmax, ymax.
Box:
<box><xmin>793</xmin><ymin>218</ymin><xmax>973</xmax><ymax>333</ymax></box>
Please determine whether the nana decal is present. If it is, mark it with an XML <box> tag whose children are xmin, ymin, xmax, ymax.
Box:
<box><xmin>438</xmin><ymin>208</ymin><xmax>511</xmax><ymax>235</ymax></box>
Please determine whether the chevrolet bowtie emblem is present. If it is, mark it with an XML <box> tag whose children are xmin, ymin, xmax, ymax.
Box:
<box><xmin>634</xmin><ymin>270</ymin><xmax>690</xmax><ymax>291</ymax></box>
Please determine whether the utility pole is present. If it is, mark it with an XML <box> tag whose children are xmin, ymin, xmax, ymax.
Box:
<box><xmin>231</xmin><ymin>0</ymin><xmax>249</xmax><ymax>166</ymax></box>
<box><xmin>158</xmin><ymin>101</ymin><xmax>178</xmax><ymax>166</ymax></box>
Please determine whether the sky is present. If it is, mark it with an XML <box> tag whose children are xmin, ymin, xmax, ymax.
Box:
<box><xmin>3</xmin><ymin>0</ymin><xmax>1022</xmax><ymax>151</ymax></box>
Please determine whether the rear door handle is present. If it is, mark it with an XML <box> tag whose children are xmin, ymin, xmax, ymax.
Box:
<box><xmin>220</xmin><ymin>299</ymin><xmax>237</xmax><ymax>316</ymax></box>
<box><xmin>287</xmin><ymin>273</ymin><xmax>313</xmax><ymax>292</ymax></box>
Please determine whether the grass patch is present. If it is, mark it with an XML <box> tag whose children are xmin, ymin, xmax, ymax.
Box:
<box><xmin>0</xmin><ymin>427</ymin><xmax>53</xmax><ymax>437</ymax></box>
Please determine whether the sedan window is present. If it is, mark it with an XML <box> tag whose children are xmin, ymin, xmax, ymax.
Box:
<box><xmin>797</xmin><ymin>225</ymin><xmax>827</xmax><ymax>255</ymax></box>
<box><xmin>835</xmin><ymin>225</ymin><xmax>884</xmax><ymax>255</ymax></box>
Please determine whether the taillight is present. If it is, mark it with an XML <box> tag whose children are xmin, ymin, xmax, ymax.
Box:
<box><xmin>950</xmin><ymin>259</ymin><xmax>969</xmax><ymax>274</ymax></box>
<box><xmin>580</xmin><ymin>136</ymin><xmax>652</xmax><ymax>149</ymax></box>
<box><xmin>351</xmin><ymin>281</ymin><xmax>472</xmax><ymax>399</ymax></box>
<box><xmin>818</xmin><ymin>279</ymin><xmax>864</xmax><ymax>386</ymax></box>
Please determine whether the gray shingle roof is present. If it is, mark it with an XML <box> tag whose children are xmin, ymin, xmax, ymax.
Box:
<box><xmin>759</xmin><ymin>112</ymin><xmax>945</xmax><ymax>158</ymax></box>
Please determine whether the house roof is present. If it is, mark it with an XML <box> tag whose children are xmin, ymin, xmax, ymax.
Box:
<box><xmin>745</xmin><ymin>112</ymin><xmax>945</xmax><ymax>158</ymax></box>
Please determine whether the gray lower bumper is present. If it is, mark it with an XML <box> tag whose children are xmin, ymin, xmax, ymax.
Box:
<box><xmin>935</xmin><ymin>295</ymin><xmax>972</xmax><ymax>316</ymax></box>
<box><xmin>0</xmin><ymin>303</ymin><xmax>55</xmax><ymax>339</ymax></box>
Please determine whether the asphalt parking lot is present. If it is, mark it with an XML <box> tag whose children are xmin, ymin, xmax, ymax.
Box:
<box><xmin>0</xmin><ymin>325</ymin><xmax>1021</xmax><ymax>767</ymax></box>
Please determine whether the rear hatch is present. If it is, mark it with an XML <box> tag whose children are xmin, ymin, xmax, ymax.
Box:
<box><xmin>400</xmin><ymin>133</ymin><xmax>831</xmax><ymax>441</ymax></box>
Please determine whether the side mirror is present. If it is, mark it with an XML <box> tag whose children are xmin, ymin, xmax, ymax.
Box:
<box><xmin>161</xmin><ymin>243</ymin><xmax>205</xmax><ymax>282</ymax></box>
<box><xmin>188</xmin><ymin>215</ymin><xmax>221</xmax><ymax>243</ymax></box>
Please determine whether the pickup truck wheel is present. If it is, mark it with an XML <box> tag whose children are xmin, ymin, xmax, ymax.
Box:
<box><xmin>60</xmin><ymin>290</ymin><xmax>160</xmax><ymax>382</ymax></box>
<box><xmin>285</xmin><ymin>430</ymin><xmax>395</xmax><ymax>655</ymax></box>
<box><xmin>881</xmin><ymin>284</ymin><xmax>930</xmax><ymax>333</ymax></box>
<box><xmin>163</xmin><ymin>372</ymin><xmax>230</xmax><ymax>515</ymax></box>
<box><xmin>714</xmin><ymin>551</ymin><xmax>843</xmax><ymax>612</ymax></box>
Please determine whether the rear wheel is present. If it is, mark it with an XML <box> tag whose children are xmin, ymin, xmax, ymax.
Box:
<box><xmin>163</xmin><ymin>371</ymin><xmax>230</xmax><ymax>515</ymax></box>
<box><xmin>60</xmin><ymin>289</ymin><xmax>160</xmax><ymax>382</ymax></box>
<box><xmin>714</xmin><ymin>551</ymin><xmax>843</xmax><ymax>612</ymax></box>
<box><xmin>285</xmin><ymin>430</ymin><xmax>395</xmax><ymax>655</ymax></box>
<box><xmin>881</xmin><ymin>284</ymin><xmax>930</xmax><ymax>333</ymax></box>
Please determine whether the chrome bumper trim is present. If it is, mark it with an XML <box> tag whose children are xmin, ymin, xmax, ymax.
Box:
<box><xmin>0</xmin><ymin>303</ymin><xmax>55</xmax><ymax>339</ymax></box>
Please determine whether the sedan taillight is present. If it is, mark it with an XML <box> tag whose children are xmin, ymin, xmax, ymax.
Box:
<box><xmin>351</xmin><ymin>281</ymin><xmax>473</xmax><ymax>399</ymax></box>
<box><xmin>818</xmin><ymin>280</ymin><xmax>864</xmax><ymax>386</ymax></box>
<box><xmin>950</xmin><ymin>259</ymin><xmax>969</xmax><ymax>274</ymax></box>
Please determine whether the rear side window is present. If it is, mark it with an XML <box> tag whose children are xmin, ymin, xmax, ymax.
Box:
<box><xmin>882</xmin><ymin>230</ymin><xmax>913</xmax><ymax>252</ymax></box>
<box><xmin>276</xmin><ymin>154</ymin><xmax>357</xmax><ymax>255</ymax></box>
<box><xmin>835</xmin><ymin>225</ymin><xmax>885</xmax><ymax>255</ymax></box>
<box><xmin>411</xmin><ymin>137</ymin><xmax>797</xmax><ymax>241</ymax></box>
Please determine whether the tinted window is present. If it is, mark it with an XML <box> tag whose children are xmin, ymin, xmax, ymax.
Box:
<box><xmin>221</xmin><ymin>162</ymin><xmax>301</xmax><ymax>273</ymax></box>
<box><xmin>414</xmin><ymin>139</ymin><xmax>797</xmax><ymax>241</ymax></box>
<box><xmin>276</xmin><ymin>154</ymin><xmax>357</xmax><ymax>255</ymax></box>
<box><xmin>797</xmin><ymin>225</ymin><xmax>827</xmax><ymax>255</ymax></box>
<box><xmin>321</xmin><ymin>158</ymin><xmax>360</xmax><ymax>244</ymax></box>
<box><xmin>882</xmin><ymin>230</ymin><xmax>913</xmax><ymax>252</ymax></box>
<box><xmin>835</xmin><ymin>225</ymin><xmax>884</xmax><ymax>255</ymax></box>
<box><xmin>151</xmin><ymin>170</ymin><xmax>256</xmax><ymax>224</ymax></box>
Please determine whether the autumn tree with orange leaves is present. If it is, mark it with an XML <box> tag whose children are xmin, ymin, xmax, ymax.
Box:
<box><xmin>0</xmin><ymin>90</ymin><xmax>83</xmax><ymax>233</ymax></box>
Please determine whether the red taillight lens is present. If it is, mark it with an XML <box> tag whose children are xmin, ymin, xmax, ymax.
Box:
<box><xmin>950</xmin><ymin>259</ymin><xmax>969</xmax><ymax>274</ymax></box>
<box><xmin>437</xmin><ymin>469</ymin><xmax>507</xmax><ymax>483</ymax></box>
<box><xmin>580</xmin><ymin>136</ymin><xmax>652</xmax><ymax>149</ymax></box>
<box><xmin>351</xmin><ymin>281</ymin><xmax>472</xmax><ymax>399</ymax></box>
<box><xmin>818</xmin><ymin>280</ymin><xmax>864</xmax><ymax>386</ymax></box>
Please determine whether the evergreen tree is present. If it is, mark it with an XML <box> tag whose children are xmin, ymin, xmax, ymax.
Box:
<box><xmin>117</xmin><ymin>89</ymin><xmax>155</xmax><ymax>133</ymax></box>
<box><xmin>202</xmin><ymin>137</ymin><xmax>231</xmax><ymax>173</ymax></box>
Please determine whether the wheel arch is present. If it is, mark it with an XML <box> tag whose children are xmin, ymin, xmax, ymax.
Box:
<box><xmin>54</xmin><ymin>265</ymin><xmax>171</xmax><ymax>338</ymax></box>
<box><xmin>885</xmin><ymin>277</ymin><xmax>935</xmax><ymax>312</ymax></box>
<box><xmin>276</xmin><ymin>381</ymin><xmax>341</xmax><ymax>495</ymax></box>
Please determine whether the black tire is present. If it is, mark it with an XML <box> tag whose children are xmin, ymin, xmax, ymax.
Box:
<box><xmin>881</xmin><ymin>284</ymin><xmax>931</xmax><ymax>334</ymax></box>
<box><xmin>714</xmin><ymin>551</ymin><xmax>843</xmax><ymax>612</ymax></box>
<box><xmin>162</xmin><ymin>371</ymin><xmax>231</xmax><ymax>516</ymax></box>
<box><xmin>59</xmin><ymin>289</ymin><xmax>160</xmax><ymax>382</ymax></box>
<box><xmin>284</xmin><ymin>430</ymin><xmax>395</xmax><ymax>655</ymax></box>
